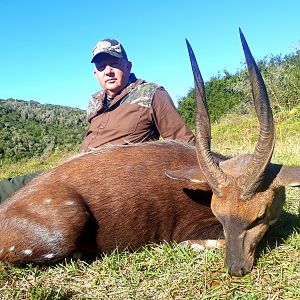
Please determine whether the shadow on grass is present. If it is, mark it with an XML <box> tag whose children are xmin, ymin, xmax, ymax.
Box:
<box><xmin>255</xmin><ymin>210</ymin><xmax>300</xmax><ymax>259</ymax></box>
<box><xmin>72</xmin><ymin>209</ymin><xmax>300</xmax><ymax>267</ymax></box>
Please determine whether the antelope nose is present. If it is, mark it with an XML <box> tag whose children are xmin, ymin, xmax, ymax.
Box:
<box><xmin>229</xmin><ymin>263</ymin><xmax>252</xmax><ymax>277</ymax></box>
<box><xmin>230</xmin><ymin>266</ymin><xmax>246</xmax><ymax>277</ymax></box>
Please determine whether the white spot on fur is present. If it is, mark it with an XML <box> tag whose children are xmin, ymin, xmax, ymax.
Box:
<box><xmin>44</xmin><ymin>198</ymin><xmax>52</xmax><ymax>204</ymax></box>
<box><xmin>5</xmin><ymin>217</ymin><xmax>65</xmax><ymax>257</ymax></box>
<box><xmin>0</xmin><ymin>249</ymin><xmax>3</xmax><ymax>254</ymax></box>
<box><xmin>64</xmin><ymin>200</ymin><xmax>76</xmax><ymax>206</ymax></box>
<box><xmin>9</xmin><ymin>246</ymin><xmax>15</xmax><ymax>251</ymax></box>
<box><xmin>42</xmin><ymin>253</ymin><xmax>55</xmax><ymax>259</ymax></box>
<box><xmin>191</xmin><ymin>243</ymin><xmax>205</xmax><ymax>251</ymax></box>
<box><xmin>205</xmin><ymin>239</ymin><xmax>223</xmax><ymax>248</ymax></box>
<box><xmin>179</xmin><ymin>239</ymin><xmax>225</xmax><ymax>251</ymax></box>
<box><xmin>178</xmin><ymin>241</ymin><xmax>205</xmax><ymax>251</ymax></box>
<box><xmin>178</xmin><ymin>241</ymin><xmax>189</xmax><ymax>248</ymax></box>
<box><xmin>23</xmin><ymin>249</ymin><xmax>33</xmax><ymax>256</ymax></box>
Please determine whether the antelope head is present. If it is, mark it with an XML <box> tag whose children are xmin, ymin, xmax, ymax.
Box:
<box><xmin>168</xmin><ymin>29</ymin><xmax>300</xmax><ymax>276</ymax></box>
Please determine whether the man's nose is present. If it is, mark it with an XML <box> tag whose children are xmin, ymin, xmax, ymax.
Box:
<box><xmin>105</xmin><ymin>65</ymin><xmax>114</xmax><ymax>74</ymax></box>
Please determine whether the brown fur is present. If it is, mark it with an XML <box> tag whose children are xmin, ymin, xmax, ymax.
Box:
<box><xmin>0</xmin><ymin>141</ymin><xmax>223</xmax><ymax>265</ymax></box>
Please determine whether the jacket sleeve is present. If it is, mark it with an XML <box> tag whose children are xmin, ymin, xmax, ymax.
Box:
<box><xmin>150</xmin><ymin>87</ymin><xmax>195</xmax><ymax>145</ymax></box>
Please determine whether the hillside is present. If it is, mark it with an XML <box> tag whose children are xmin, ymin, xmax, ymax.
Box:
<box><xmin>0</xmin><ymin>98</ymin><xmax>87</xmax><ymax>161</ymax></box>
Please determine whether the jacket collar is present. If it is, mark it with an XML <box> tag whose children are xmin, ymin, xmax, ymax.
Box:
<box><xmin>87</xmin><ymin>73</ymin><xmax>144</xmax><ymax>122</ymax></box>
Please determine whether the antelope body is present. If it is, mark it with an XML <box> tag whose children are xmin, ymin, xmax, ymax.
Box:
<box><xmin>0</xmin><ymin>30</ymin><xmax>299</xmax><ymax>276</ymax></box>
<box><xmin>0</xmin><ymin>142</ymin><xmax>224</xmax><ymax>263</ymax></box>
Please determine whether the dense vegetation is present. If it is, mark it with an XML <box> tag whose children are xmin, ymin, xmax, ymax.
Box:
<box><xmin>178</xmin><ymin>49</ymin><xmax>300</xmax><ymax>129</ymax></box>
<box><xmin>0</xmin><ymin>99</ymin><xmax>87</xmax><ymax>161</ymax></box>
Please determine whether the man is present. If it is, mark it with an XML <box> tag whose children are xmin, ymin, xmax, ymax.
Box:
<box><xmin>81</xmin><ymin>38</ymin><xmax>195</xmax><ymax>151</ymax></box>
<box><xmin>0</xmin><ymin>38</ymin><xmax>195</xmax><ymax>202</ymax></box>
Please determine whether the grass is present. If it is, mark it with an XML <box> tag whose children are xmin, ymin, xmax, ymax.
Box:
<box><xmin>0</xmin><ymin>150</ymin><xmax>78</xmax><ymax>180</ymax></box>
<box><xmin>0</xmin><ymin>108</ymin><xmax>299</xmax><ymax>299</ymax></box>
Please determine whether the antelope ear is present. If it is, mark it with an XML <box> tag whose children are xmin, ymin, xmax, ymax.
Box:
<box><xmin>275</xmin><ymin>165</ymin><xmax>300</xmax><ymax>187</ymax></box>
<box><xmin>165</xmin><ymin>166</ymin><xmax>210</xmax><ymax>189</ymax></box>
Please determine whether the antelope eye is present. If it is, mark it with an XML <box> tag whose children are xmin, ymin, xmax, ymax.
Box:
<box><xmin>256</xmin><ymin>211</ymin><xmax>267</xmax><ymax>223</ymax></box>
<box><xmin>248</xmin><ymin>211</ymin><xmax>268</xmax><ymax>229</ymax></box>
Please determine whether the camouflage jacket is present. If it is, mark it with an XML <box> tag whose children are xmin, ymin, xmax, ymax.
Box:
<box><xmin>80</xmin><ymin>73</ymin><xmax>195</xmax><ymax>152</ymax></box>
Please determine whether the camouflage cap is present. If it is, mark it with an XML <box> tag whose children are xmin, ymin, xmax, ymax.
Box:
<box><xmin>91</xmin><ymin>38</ymin><xmax>128</xmax><ymax>63</ymax></box>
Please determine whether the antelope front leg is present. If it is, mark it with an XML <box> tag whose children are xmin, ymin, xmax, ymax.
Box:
<box><xmin>179</xmin><ymin>239</ymin><xmax>225</xmax><ymax>251</ymax></box>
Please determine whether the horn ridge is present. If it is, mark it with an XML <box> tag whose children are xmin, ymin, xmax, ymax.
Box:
<box><xmin>238</xmin><ymin>29</ymin><xmax>275</xmax><ymax>199</ymax></box>
<box><xmin>186</xmin><ymin>39</ymin><xmax>230</xmax><ymax>195</ymax></box>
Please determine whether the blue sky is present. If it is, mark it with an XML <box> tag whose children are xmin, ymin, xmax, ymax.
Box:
<box><xmin>1</xmin><ymin>0</ymin><xmax>299</xmax><ymax>110</ymax></box>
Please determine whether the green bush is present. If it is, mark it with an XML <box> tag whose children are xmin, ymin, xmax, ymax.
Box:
<box><xmin>178</xmin><ymin>49</ymin><xmax>300</xmax><ymax>127</ymax></box>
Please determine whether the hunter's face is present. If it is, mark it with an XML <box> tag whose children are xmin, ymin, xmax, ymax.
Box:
<box><xmin>93</xmin><ymin>54</ymin><xmax>132</xmax><ymax>98</ymax></box>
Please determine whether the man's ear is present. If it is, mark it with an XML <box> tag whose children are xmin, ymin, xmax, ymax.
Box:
<box><xmin>93</xmin><ymin>68</ymin><xmax>98</xmax><ymax>77</ymax></box>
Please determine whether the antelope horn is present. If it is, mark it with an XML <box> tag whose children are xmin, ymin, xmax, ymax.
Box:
<box><xmin>237</xmin><ymin>29</ymin><xmax>275</xmax><ymax>199</ymax></box>
<box><xmin>186</xmin><ymin>39</ymin><xmax>230</xmax><ymax>197</ymax></box>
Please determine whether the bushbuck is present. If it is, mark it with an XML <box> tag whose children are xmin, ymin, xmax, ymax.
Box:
<box><xmin>0</xmin><ymin>29</ymin><xmax>299</xmax><ymax>276</ymax></box>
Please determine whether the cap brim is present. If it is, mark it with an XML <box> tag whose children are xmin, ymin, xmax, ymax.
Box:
<box><xmin>91</xmin><ymin>51</ymin><xmax>123</xmax><ymax>63</ymax></box>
